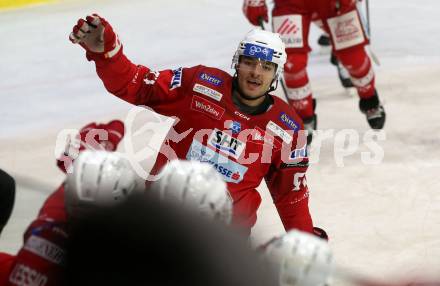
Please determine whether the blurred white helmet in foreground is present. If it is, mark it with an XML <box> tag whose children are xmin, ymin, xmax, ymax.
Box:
<box><xmin>262</xmin><ymin>230</ymin><xmax>333</xmax><ymax>286</ymax></box>
<box><xmin>65</xmin><ymin>150</ymin><xmax>143</xmax><ymax>218</ymax></box>
<box><xmin>150</xmin><ymin>159</ymin><xmax>233</xmax><ymax>224</ymax></box>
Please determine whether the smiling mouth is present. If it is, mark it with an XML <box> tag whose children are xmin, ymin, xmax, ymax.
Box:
<box><xmin>247</xmin><ymin>78</ymin><xmax>261</xmax><ymax>88</ymax></box>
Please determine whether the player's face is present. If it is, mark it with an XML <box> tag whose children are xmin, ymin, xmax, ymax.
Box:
<box><xmin>237</xmin><ymin>56</ymin><xmax>276</xmax><ymax>99</ymax></box>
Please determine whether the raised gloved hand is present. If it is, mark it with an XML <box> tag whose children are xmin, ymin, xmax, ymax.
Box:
<box><xmin>69</xmin><ymin>14</ymin><xmax>121</xmax><ymax>60</ymax></box>
<box><xmin>242</xmin><ymin>0</ymin><xmax>269</xmax><ymax>26</ymax></box>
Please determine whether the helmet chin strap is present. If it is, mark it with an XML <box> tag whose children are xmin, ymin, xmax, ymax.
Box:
<box><xmin>268</xmin><ymin>78</ymin><xmax>278</xmax><ymax>92</ymax></box>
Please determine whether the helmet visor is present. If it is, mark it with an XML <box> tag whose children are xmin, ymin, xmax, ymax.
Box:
<box><xmin>238</xmin><ymin>55</ymin><xmax>277</xmax><ymax>76</ymax></box>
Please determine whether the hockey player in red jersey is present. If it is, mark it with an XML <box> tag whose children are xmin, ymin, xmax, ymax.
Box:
<box><xmin>1</xmin><ymin>149</ymin><xmax>142</xmax><ymax>286</ymax></box>
<box><xmin>0</xmin><ymin>120</ymin><xmax>127</xmax><ymax>286</ymax></box>
<box><xmin>69</xmin><ymin>14</ymin><xmax>315</xmax><ymax>235</ymax></box>
<box><xmin>243</xmin><ymin>0</ymin><xmax>386</xmax><ymax>142</ymax></box>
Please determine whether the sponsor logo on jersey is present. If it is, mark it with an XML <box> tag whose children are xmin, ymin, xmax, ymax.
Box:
<box><xmin>250</xmin><ymin>127</ymin><xmax>282</xmax><ymax>149</ymax></box>
<box><xmin>273</xmin><ymin>15</ymin><xmax>303</xmax><ymax>48</ymax></box>
<box><xmin>9</xmin><ymin>263</ymin><xmax>48</xmax><ymax>286</ymax></box>
<box><xmin>279</xmin><ymin>112</ymin><xmax>299</xmax><ymax>132</ymax></box>
<box><xmin>191</xmin><ymin>95</ymin><xmax>225</xmax><ymax>120</ymax></box>
<box><xmin>277</xmin><ymin>17</ymin><xmax>300</xmax><ymax>35</ymax></box>
<box><xmin>208</xmin><ymin>128</ymin><xmax>245</xmax><ymax>159</ymax></box>
<box><xmin>193</xmin><ymin>83</ymin><xmax>223</xmax><ymax>101</ymax></box>
<box><xmin>327</xmin><ymin>10</ymin><xmax>364</xmax><ymax>50</ymax></box>
<box><xmin>266</xmin><ymin>121</ymin><xmax>293</xmax><ymax>144</ymax></box>
<box><xmin>227</xmin><ymin>121</ymin><xmax>241</xmax><ymax>134</ymax></box>
<box><xmin>24</xmin><ymin>235</ymin><xmax>65</xmax><ymax>265</ymax></box>
<box><xmin>170</xmin><ymin>67</ymin><xmax>183</xmax><ymax>90</ymax></box>
<box><xmin>243</xmin><ymin>43</ymin><xmax>274</xmax><ymax>62</ymax></box>
<box><xmin>144</xmin><ymin>70</ymin><xmax>160</xmax><ymax>85</ymax></box>
<box><xmin>290</xmin><ymin>145</ymin><xmax>307</xmax><ymax>160</ymax></box>
<box><xmin>251</xmin><ymin>128</ymin><xmax>265</xmax><ymax>142</ymax></box>
<box><xmin>186</xmin><ymin>140</ymin><xmax>248</xmax><ymax>183</ymax></box>
<box><xmin>199</xmin><ymin>72</ymin><xmax>223</xmax><ymax>86</ymax></box>
<box><xmin>234</xmin><ymin>110</ymin><xmax>250</xmax><ymax>121</ymax></box>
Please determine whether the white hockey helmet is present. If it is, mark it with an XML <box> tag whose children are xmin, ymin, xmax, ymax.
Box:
<box><xmin>150</xmin><ymin>159</ymin><xmax>233</xmax><ymax>224</ymax></box>
<box><xmin>232</xmin><ymin>29</ymin><xmax>287</xmax><ymax>80</ymax></box>
<box><xmin>65</xmin><ymin>150</ymin><xmax>143</xmax><ymax>218</ymax></box>
<box><xmin>262</xmin><ymin>230</ymin><xmax>333</xmax><ymax>286</ymax></box>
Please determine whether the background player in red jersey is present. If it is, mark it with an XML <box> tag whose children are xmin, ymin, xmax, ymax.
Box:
<box><xmin>69</xmin><ymin>14</ymin><xmax>317</xmax><ymax>236</ymax></box>
<box><xmin>0</xmin><ymin>124</ymin><xmax>236</xmax><ymax>286</ymax></box>
<box><xmin>0</xmin><ymin>120</ymin><xmax>127</xmax><ymax>286</ymax></box>
<box><xmin>1</xmin><ymin>149</ymin><xmax>142</xmax><ymax>286</ymax></box>
<box><xmin>243</xmin><ymin>0</ymin><xmax>386</xmax><ymax>142</ymax></box>
<box><xmin>314</xmin><ymin>1</ymin><xmax>370</xmax><ymax>90</ymax></box>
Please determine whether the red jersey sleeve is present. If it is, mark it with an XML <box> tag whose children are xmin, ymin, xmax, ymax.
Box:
<box><xmin>264</xmin><ymin>135</ymin><xmax>313</xmax><ymax>233</ymax></box>
<box><xmin>6</xmin><ymin>185</ymin><xmax>68</xmax><ymax>286</ymax></box>
<box><xmin>6</xmin><ymin>221</ymin><xmax>68</xmax><ymax>286</ymax></box>
<box><xmin>92</xmin><ymin>48</ymin><xmax>199</xmax><ymax>116</ymax></box>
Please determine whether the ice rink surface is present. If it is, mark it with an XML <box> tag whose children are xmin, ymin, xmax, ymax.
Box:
<box><xmin>1</xmin><ymin>0</ymin><xmax>440</xmax><ymax>283</ymax></box>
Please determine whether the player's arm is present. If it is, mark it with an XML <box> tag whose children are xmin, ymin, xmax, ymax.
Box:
<box><xmin>6</xmin><ymin>219</ymin><xmax>68</xmax><ymax>286</ymax></box>
<box><xmin>264</xmin><ymin>136</ymin><xmax>314</xmax><ymax>233</ymax></box>
<box><xmin>69</xmin><ymin>14</ymin><xmax>196</xmax><ymax>108</ymax></box>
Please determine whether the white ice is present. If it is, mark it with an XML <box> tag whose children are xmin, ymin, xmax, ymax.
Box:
<box><xmin>1</xmin><ymin>0</ymin><xmax>440</xmax><ymax>284</ymax></box>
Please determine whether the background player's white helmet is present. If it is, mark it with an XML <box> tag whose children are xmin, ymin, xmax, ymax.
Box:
<box><xmin>65</xmin><ymin>150</ymin><xmax>143</xmax><ymax>218</ymax></box>
<box><xmin>150</xmin><ymin>160</ymin><xmax>233</xmax><ymax>224</ymax></box>
<box><xmin>232</xmin><ymin>29</ymin><xmax>287</xmax><ymax>80</ymax></box>
<box><xmin>262</xmin><ymin>230</ymin><xmax>333</xmax><ymax>286</ymax></box>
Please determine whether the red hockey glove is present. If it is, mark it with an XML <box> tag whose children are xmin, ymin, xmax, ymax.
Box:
<box><xmin>57</xmin><ymin>120</ymin><xmax>125</xmax><ymax>173</ymax></box>
<box><xmin>69</xmin><ymin>14</ymin><xmax>122</xmax><ymax>60</ymax></box>
<box><xmin>242</xmin><ymin>0</ymin><xmax>269</xmax><ymax>26</ymax></box>
<box><xmin>77</xmin><ymin>120</ymin><xmax>125</xmax><ymax>152</ymax></box>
